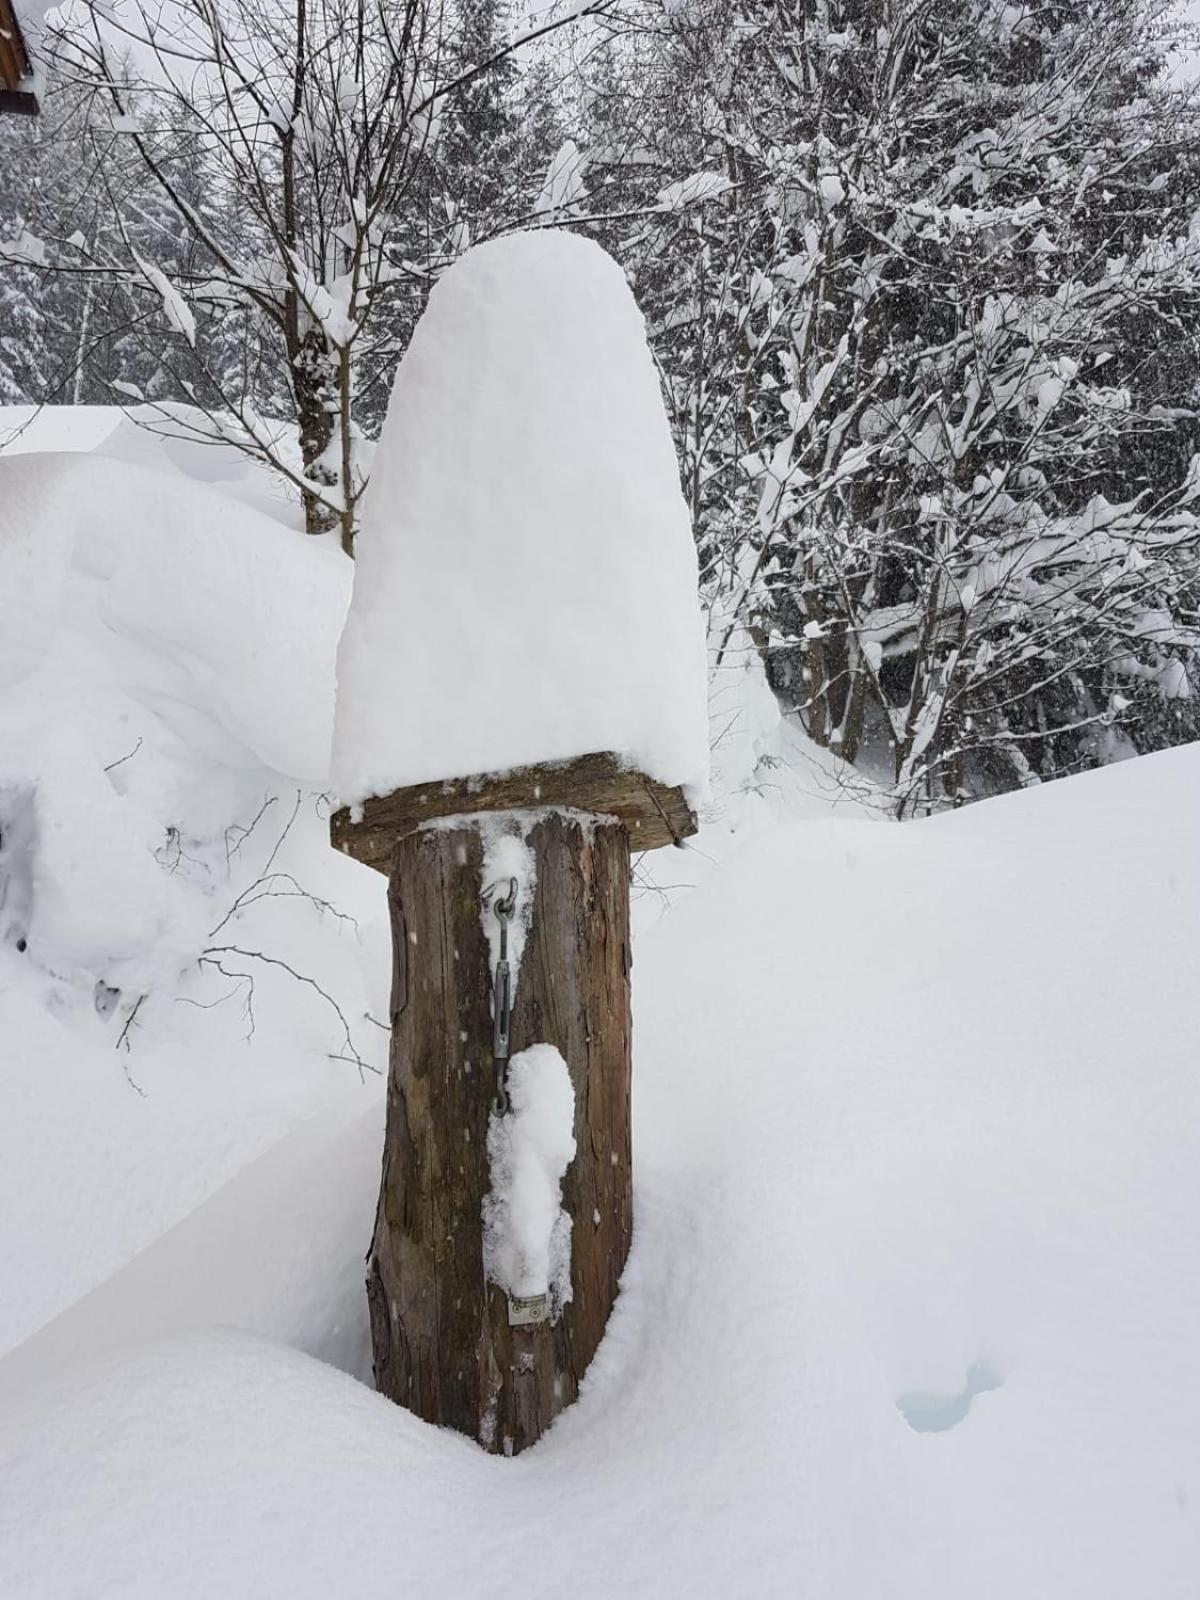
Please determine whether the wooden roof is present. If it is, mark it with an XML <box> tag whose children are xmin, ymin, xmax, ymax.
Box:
<box><xmin>331</xmin><ymin>751</ymin><xmax>699</xmax><ymax>873</ymax></box>
<box><xmin>0</xmin><ymin>0</ymin><xmax>38</xmax><ymax>116</ymax></box>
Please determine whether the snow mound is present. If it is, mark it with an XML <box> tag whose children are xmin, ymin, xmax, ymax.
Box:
<box><xmin>0</xmin><ymin>443</ymin><xmax>383</xmax><ymax>1354</ymax></box>
<box><xmin>0</xmin><ymin>1105</ymin><xmax>380</xmax><ymax>1397</ymax></box>
<box><xmin>0</xmin><ymin>448</ymin><xmax>352</xmax><ymax>992</ymax></box>
<box><xmin>332</xmin><ymin>228</ymin><xmax>709</xmax><ymax>805</ymax></box>
<box><xmin>1</xmin><ymin>403</ymin><xmax>305</xmax><ymax>525</ymax></box>
<box><xmin>0</xmin><ymin>1332</ymin><xmax>430</xmax><ymax>1600</ymax></box>
<box><xmin>0</xmin><ymin>451</ymin><xmax>349</xmax><ymax>784</ymax></box>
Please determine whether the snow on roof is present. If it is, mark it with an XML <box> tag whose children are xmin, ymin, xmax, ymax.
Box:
<box><xmin>0</xmin><ymin>450</ymin><xmax>349</xmax><ymax>785</ymax></box>
<box><xmin>331</xmin><ymin>229</ymin><xmax>710</xmax><ymax>807</ymax></box>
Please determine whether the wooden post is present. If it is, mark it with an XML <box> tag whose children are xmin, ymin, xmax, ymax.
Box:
<box><xmin>333</xmin><ymin>755</ymin><xmax>695</xmax><ymax>1454</ymax></box>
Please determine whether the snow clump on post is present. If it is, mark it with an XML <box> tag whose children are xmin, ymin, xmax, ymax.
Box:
<box><xmin>331</xmin><ymin>228</ymin><xmax>709</xmax><ymax>806</ymax></box>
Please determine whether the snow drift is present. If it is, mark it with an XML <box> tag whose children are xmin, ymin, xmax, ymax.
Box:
<box><xmin>0</xmin><ymin>425</ymin><xmax>384</xmax><ymax>1355</ymax></box>
<box><xmin>2</xmin><ymin>735</ymin><xmax>1198</xmax><ymax>1598</ymax></box>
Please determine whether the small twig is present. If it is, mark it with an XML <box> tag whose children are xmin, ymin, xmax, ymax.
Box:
<box><xmin>199</xmin><ymin>956</ymin><xmax>258</xmax><ymax>1040</ymax></box>
<box><xmin>208</xmin><ymin>871</ymin><xmax>359</xmax><ymax>940</ymax></box>
<box><xmin>211</xmin><ymin>793</ymin><xmax>356</xmax><ymax>941</ymax></box>
<box><xmin>174</xmin><ymin>983</ymin><xmax>245</xmax><ymax>1010</ymax></box>
<box><xmin>201</xmin><ymin>945</ymin><xmax>379</xmax><ymax>1079</ymax></box>
<box><xmin>259</xmin><ymin>791</ymin><xmax>303</xmax><ymax>879</ymax></box>
<box><xmin>156</xmin><ymin>824</ymin><xmax>206</xmax><ymax>876</ymax></box>
<box><xmin>115</xmin><ymin>993</ymin><xmax>146</xmax><ymax>1051</ymax></box>
<box><xmin>224</xmin><ymin>795</ymin><xmax>277</xmax><ymax>867</ymax></box>
<box><xmin>114</xmin><ymin>995</ymin><xmax>148</xmax><ymax>1096</ymax></box>
<box><xmin>103</xmin><ymin>736</ymin><xmax>144</xmax><ymax>774</ymax></box>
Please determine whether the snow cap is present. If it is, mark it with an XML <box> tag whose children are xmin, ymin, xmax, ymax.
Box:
<box><xmin>332</xmin><ymin>228</ymin><xmax>709</xmax><ymax>806</ymax></box>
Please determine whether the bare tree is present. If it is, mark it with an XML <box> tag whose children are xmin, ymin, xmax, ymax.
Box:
<box><xmin>47</xmin><ymin>0</ymin><xmax>618</xmax><ymax>550</ymax></box>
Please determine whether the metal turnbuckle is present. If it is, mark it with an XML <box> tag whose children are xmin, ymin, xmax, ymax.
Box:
<box><xmin>491</xmin><ymin>876</ymin><xmax>517</xmax><ymax>1114</ymax></box>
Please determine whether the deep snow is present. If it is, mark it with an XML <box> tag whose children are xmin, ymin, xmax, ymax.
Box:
<box><xmin>0</xmin><ymin>412</ymin><xmax>386</xmax><ymax>1354</ymax></box>
<box><xmin>1</xmin><ymin>412</ymin><xmax>1198</xmax><ymax>1599</ymax></box>
<box><xmin>332</xmin><ymin>230</ymin><xmax>710</xmax><ymax>805</ymax></box>
<box><xmin>1</xmin><ymin>744</ymin><xmax>1197</xmax><ymax>1597</ymax></box>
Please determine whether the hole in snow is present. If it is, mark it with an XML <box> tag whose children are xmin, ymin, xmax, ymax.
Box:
<box><xmin>896</xmin><ymin>1363</ymin><xmax>1004</xmax><ymax>1433</ymax></box>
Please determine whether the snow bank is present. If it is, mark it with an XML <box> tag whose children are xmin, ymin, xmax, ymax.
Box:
<box><xmin>632</xmin><ymin>615</ymin><xmax>884</xmax><ymax>929</ymax></box>
<box><xmin>5</xmin><ymin>731</ymin><xmax>206</xmax><ymax>994</ymax></box>
<box><xmin>1</xmin><ymin>403</ymin><xmax>305</xmax><ymax>526</ymax></box>
<box><xmin>0</xmin><ymin>448</ymin><xmax>353</xmax><ymax>994</ymax></box>
<box><xmin>0</xmin><ymin>452</ymin><xmax>348</xmax><ymax>783</ymax></box>
<box><xmin>482</xmin><ymin>1044</ymin><xmax>576</xmax><ymax>1311</ymax></box>
<box><xmin>0</xmin><ymin>441</ymin><xmax>383</xmax><ymax>1352</ymax></box>
<box><xmin>0</xmin><ymin>1104</ymin><xmax>380</xmax><ymax>1398</ymax></box>
<box><xmin>332</xmin><ymin>229</ymin><xmax>709</xmax><ymax>805</ymax></box>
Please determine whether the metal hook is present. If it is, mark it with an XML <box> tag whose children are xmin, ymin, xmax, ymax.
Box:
<box><xmin>493</xmin><ymin>876</ymin><xmax>518</xmax><ymax>922</ymax></box>
<box><xmin>491</xmin><ymin>876</ymin><xmax>518</xmax><ymax>1115</ymax></box>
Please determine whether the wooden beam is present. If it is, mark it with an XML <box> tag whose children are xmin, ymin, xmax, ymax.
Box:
<box><xmin>331</xmin><ymin>751</ymin><xmax>698</xmax><ymax>871</ymax></box>
<box><xmin>0</xmin><ymin>0</ymin><xmax>36</xmax><ymax>115</ymax></box>
<box><xmin>0</xmin><ymin>87</ymin><xmax>37</xmax><ymax>114</ymax></box>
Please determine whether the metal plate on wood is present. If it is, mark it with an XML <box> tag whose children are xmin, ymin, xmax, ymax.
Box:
<box><xmin>506</xmin><ymin>1293</ymin><xmax>549</xmax><ymax>1328</ymax></box>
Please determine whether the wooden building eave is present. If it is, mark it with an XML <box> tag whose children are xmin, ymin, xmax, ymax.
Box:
<box><xmin>0</xmin><ymin>0</ymin><xmax>38</xmax><ymax>116</ymax></box>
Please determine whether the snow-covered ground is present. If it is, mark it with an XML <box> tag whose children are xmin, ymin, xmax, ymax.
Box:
<box><xmin>0</xmin><ymin>408</ymin><xmax>387</xmax><ymax>1356</ymax></box>
<box><xmin>1</xmin><ymin>410</ymin><xmax>1198</xmax><ymax>1598</ymax></box>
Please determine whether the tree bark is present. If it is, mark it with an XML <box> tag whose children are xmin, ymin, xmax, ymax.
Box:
<box><xmin>368</xmin><ymin>810</ymin><xmax>632</xmax><ymax>1455</ymax></box>
<box><xmin>292</xmin><ymin>327</ymin><xmax>339</xmax><ymax>538</ymax></box>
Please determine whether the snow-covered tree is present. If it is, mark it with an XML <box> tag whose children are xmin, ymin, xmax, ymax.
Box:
<box><xmin>0</xmin><ymin>75</ymin><xmax>251</xmax><ymax>413</ymax></box>
<box><xmin>588</xmin><ymin>0</ymin><xmax>1200</xmax><ymax>805</ymax></box>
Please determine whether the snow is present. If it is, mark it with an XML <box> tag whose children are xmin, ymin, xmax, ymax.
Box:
<box><xmin>479</xmin><ymin>814</ymin><xmax>537</xmax><ymax>988</ymax></box>
<box><xmin>2</xmin><ymin>418</ymin><xmax>1199</xmax><ymax>1598</ymax></box>
<box><xmin>656</xmin><ymin>169</ymin><xmax>731</xmax><ymax>209</ymax></box>
<box><xmin>0</xmin><ymin>451</ymin><xmax>349</xmax><ymax>783</ymax></box>
<box><xmin>482</xmin><ymin>1044</ymin><xmax>576</xmax><ymax>1311</ymax></box>
<box><xmin>1159</xmin><ymin>656</ymin><xmax>1191</xmax><ymax>700</ymax></box>
<box><xmin>0</xmin><ymin>736</ymin><xmax>1197</xmax><ymax>1596</ymax></box>
<box><xmin>0</xmin><ymin>420</ymin><xmax>383</xmax><ymax>1353</ymax></box>
<box><xmin>534</xmin><ymin>139</ymin><xmax>588</xmax><ymax>213</ymax></box>
<box><xmin>0</xmin><ymin>1103</ymin><xmax>381</xmax><ymax>1398</ymax></box>
<box><xmin>133</xmin><ymin>252</ymin><xmax>197</xmax><ymax>346</ymax></box>
<box><xmin>0</xmin><ymin>402</ymin><xmax>308</xmax><ymax>524</ymax></box>
<box><xmin>10</xmin><ymin>0</ymin><xmax>58</xmax><ymax>31</ymax></box>
<box><xmin>0</xmin><ymin>229</ymin><xmax>47</xmax><ymax>265</ymax></box>
<box><xmin>332</xmin><ymin>229</ymin><xmax>710</xmax><ymax>806</ymax></box>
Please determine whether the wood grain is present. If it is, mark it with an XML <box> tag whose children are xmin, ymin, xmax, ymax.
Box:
<box><xmin>331</xmin><ymin>750</ymin><xmax>696</xmax><ymax>870</ymax></box>
<box><xmin>368</xmin><ymin>813</ymin><xmax>633</xmax><ymax>1454</ymax></box>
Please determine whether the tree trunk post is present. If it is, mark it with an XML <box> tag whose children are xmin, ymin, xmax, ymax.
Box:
<box><xmin>333</xmin><ymin>757</ymin><xmax>695</xmax><ymax>1454</ymax></box>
